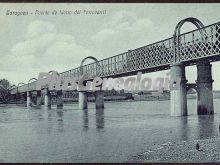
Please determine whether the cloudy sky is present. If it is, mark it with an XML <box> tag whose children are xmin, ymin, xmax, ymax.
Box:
<box><xmin>0</xmin><ymin>3</ymin><xmax>220</xmax><ymax>89</ymax></box>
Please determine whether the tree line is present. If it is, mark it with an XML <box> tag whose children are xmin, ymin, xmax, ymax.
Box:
<box><xmin>0</xmin><ymin>79</ymin><xmax>14</xmax><ymax>104</ymax></box>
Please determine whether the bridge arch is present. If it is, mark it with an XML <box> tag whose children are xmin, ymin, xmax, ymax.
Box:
<box><xmin>80</xmin><ymin>56</ymin><xmax>100</xmax><ymax>75</ymax></box>
<box><xmin>48</xmin><ymin>70</ymin><xmax>59</xmax><ymax>75</ymax></box>
<box><xmin>48</xmin><ymin>70</ymin><xmax>61</xmax><ymax>90</ymax></box>
<box><xmin>186</xmin><ymin>83</ymin><xmax>198</xmax><ymax>94</ymax></box>
<box><xmin>28</xmin><ymin>78</ymin><xmax>38</xmax><ymax>91</ymax></box>
<box><xmin>48</xmin><ymin>70</ymin><xmax>59</xmax><ymax>79</ymax></box>
<box><xmin>174</xmin><ymin>17</ymin><xmax>205</xmax><ymax>38</ymax></box>
<box><xmin>173</xmin><ymin>17</ymin><xmax>206</xmax><ymax>62</ymax></box>
<box><xmin>17</xmin><ymin>82</ymin><xmax>25</xmax><ymax>93</ymax></box>
<box><xmin>9</xmin><ymin>84</ymin><xmax>17</xmax><ymax>90</ymax></box>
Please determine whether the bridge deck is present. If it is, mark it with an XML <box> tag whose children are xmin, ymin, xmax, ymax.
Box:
<box><xmin>10</xmin><ymin>21</ymin><xmax>220</xmax><ymax>94</ymax></box>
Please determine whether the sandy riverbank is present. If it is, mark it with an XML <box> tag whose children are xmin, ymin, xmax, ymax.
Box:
<box><xmin>129</xmin><ymin>136</ymin><xmax>220</xmax><ymax>163</ymax></box>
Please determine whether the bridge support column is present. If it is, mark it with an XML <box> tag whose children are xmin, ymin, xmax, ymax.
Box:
<box><xmin>197</xmin><ymin>61</ymin><xmax>214</xmax><ymax>115</ymax></box>
<box><xmin>36</xmin><ymin>90</ymin><xmax>41</xmax><ymax>106</ymax></box>
<box><xmin>79</xmin><ymin>91</ymin><xmax>87</xmax><ymax>109</ymax></box>
<box><xmin>170</xmin><ymin>63</ymin><xmax>187</xmax><ymax>116</ymax></box>
<box><xmin>44</xmin><ymin>88</ymin><xmax>51</xmax><ymax>108</ymax></box>
<box><xmin>95</xmin><ymin>91</ymin><xmax>104</xmax><ymax>109</ymax></box>
<box><xmin>27</xmin><ymin>91</ymin><xmax>32</xmax><ymax>107</ymax></box>
<box><xmin>57</xmin><ymin>90</ymin><xmax>63</xmax><ymax>109</ymax></box>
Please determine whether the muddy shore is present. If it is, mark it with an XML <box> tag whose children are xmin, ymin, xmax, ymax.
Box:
<box><xmin>129</xmin><ymin>136</ymin><xmax>220</xmax><ymax>163</ymax></box>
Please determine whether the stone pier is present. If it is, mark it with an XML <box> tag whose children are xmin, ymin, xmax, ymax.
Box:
<box><xmin>95</xmin><ymin>91</ymin><xmax>104</xmax><ymax>109</ymax></box>
<box><xmin>57</xmin><ymin>90</ymin><xmax>63</xmax><ymax>109</ymax></box>
<box><xmin>36</xmin><ymin>90</ymin><xmax>42</xmax><ymax>106</ymax></box>
<box><xmin>79</xmin><ymin>91</ymin><xmax>87</xmax><ymax>109</ymax></box>
<box><xmin>170</xmin><ymin>63</ymin><xmax>187</xmax><ymax>116</ymax></box>
<box><xmin>197</xmin><ymin>61</ymin><xmax>214</xmax><ymax>115</ymax></box>
<box><xmin>27</xmin><ymin>91</ymin><xmax>32</xmax><ymax>107</ymax></box>
<box><xmin>44</xmin><ymin>88</ymin><xmax>51</xmax><ymax>108</ymax></box>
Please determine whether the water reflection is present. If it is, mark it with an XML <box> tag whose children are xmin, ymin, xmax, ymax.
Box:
<box><xmin>197</xmin><ymin>115</ymin><xmax>216</xmax><ymax>139</ymax></box>
<box><xmin>46</xmin><ymin>109</ymin><xmax>64</xmax><ymax>133</ymax></box>
<box><xmin>1</xmin><ymin>100</ymin><xmax>220</xmax><ymax>163</ymax></box>
<box><xmin>44</xmin><ymin>106</ymin><xmax>51</xmax><ymax>110</ymax></box>
<box><xmin>57</xmin><ymin>110</ymin><xmax>64</xmax><ymax>132</ymax></box>
<box><xmin>83</xmin><ymin>109</ymin><xmax>89</xmax><ymax>131</ymax></box>
<box><xmin>96</xmin><ymin>108</ymin><xmax>105</xmax><ymax>130</ymax></box>
<box><xmin>47</xmin><ymin>109</ymin><xmax>54</xmax><ymax>122</ymax></box>
<box><xmin>47</xmin><ymin>109</ymin><xmax>55</xmax><ymax>134</ymax></box>
<box><xmin>82</xmin><ymin>108</ymin><xmax>105</xmax><ymax>131</ymax></box>
<box><xmin>27</xmin><ymin>107</ymin><xmax>45</xmax><ymax>121</ymax></box>
<box><xmin>179</xmin><ymin>116</ymin><xmax>189</xmax><ymax>141</ymax></box>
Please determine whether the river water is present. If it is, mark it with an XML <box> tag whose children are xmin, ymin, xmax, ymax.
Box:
<box><xmin>0</xmin><ymin>99</ymin><xmax>220</xmax><ymax>163</ymax></box>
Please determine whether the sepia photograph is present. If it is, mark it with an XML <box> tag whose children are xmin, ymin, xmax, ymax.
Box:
<box><xmin>0</xmin><ymin>2</ymin><xmax>220</xmax><ymax>163</ymax></box>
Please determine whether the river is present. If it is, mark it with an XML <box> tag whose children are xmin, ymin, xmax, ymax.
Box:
<box><xmin>0</xmin><ymin>99</ymin><xmax>220</xmax><ymax>163</ymax></box>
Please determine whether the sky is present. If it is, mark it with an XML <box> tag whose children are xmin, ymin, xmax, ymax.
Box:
<box><xmin>0</xmin><ymin>3</ymin><xmax>220</xmax><ymax>89</ymax></box>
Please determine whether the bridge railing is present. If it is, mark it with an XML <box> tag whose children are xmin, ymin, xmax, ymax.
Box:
<box><xmin>178</xmin><ymin>22</ymin><xmax>220</xmax><ymax>62</ymax></box>
<box><xmin>74</xmin><ymin>21</ymin><xmax>220</xmax><ymax>79</ymax></box>
<box><xmin>10</xmin><ymin>81</ymin><xmax>37</xmax><ymax>94</ymax></box>
<box><xmin>11</xmin><ymin>21</ymin><xmax>220</xmax><ymax>93</ymax></box>
<box><xmin>129</xmin><ymin>37</ymin><xmax>173</xmax><ymax>70</ymax></box>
